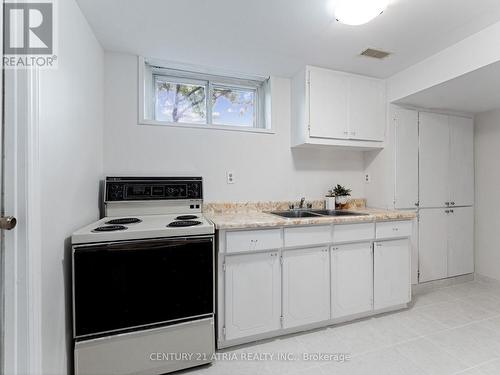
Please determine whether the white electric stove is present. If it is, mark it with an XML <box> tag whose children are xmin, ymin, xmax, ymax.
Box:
<box><xmin>71</xmin><ymin>177</ymin><xmax>215</xmax><ymax>375</ymax></box>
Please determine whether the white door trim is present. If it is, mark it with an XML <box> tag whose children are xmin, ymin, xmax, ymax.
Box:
<box><xmin>3</xmin><ymin>65</ymin><xmax>43</xmax><ymax>375</ymax></box>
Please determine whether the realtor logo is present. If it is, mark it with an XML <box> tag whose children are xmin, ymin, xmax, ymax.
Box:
<box><xmin>3</xmin><ymin>0</ymin><xmax>58</xmax><ymax>68</ymax></box>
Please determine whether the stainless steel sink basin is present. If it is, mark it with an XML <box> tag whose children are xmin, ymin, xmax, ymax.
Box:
<box><xmin>270</xmin><ymin>211</ymin><xmax>322</xmax><ymax>218</ymax></box>
<box><xmin>307</xmin><ymin>209</ymin><xmax>369</xmax><ymax>216</ymax></box>
<box><xmin>270</xmin><ymin>209</ymin><xmax>369</xmax><ymax>218</ymax></box>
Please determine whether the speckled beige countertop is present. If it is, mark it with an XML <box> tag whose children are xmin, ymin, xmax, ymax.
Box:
<box><xmin>204</xmin><ymin>200</ymin><xmax>416</xmax><ymax>230</ymax></box>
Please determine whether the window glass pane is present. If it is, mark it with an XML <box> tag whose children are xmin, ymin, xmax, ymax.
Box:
<box><xmin>211</xmin><ymin>87</ymin><xmax>255</xmax><ymax>127</ymax></box>
<box><xmin>155</xmin><ymin>78</ymin><xmax>206</xmax><ymax>123</ymax></box>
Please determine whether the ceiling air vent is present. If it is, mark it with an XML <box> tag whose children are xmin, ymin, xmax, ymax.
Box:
<box><xmin>360</xmin><ymin>48</ymin><xmax>391</xmax><ymax>59</ymax></box>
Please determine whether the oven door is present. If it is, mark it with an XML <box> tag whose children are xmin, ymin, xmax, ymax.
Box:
<box><xmin>72</xmin><ymin>236</ymin><xmax>214</xmax><ymax>339</ymax></box>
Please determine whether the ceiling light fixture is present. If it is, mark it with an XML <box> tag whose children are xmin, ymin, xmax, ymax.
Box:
<box><xmin>331</xmin><ymin>0</ymin><xmax>389</xmax><ymax>26</ymax></box>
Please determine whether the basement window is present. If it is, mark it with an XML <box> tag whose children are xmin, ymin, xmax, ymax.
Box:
<box><xmin>140</xmin><ymin>57</ymin><xmax>272</xmax><ymax>132</ymax></box>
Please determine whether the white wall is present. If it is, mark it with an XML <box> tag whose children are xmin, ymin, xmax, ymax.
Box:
<box><xmin>103</xmin><ymin>52</ymin><xmax>365</xmax><ymax>202</ymax></box>
<box><xmin>38</xmin><ymin>0</ymin><xmax>104</xmax><ymax>373</ymax></box>
<box><xmin>475</xmin><ymin>109</ymin><xmax>500</xmax><ymax>281</ymax></box>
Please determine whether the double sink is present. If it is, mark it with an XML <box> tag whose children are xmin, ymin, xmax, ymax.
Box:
<box><xmin>270</xmin><ymin>209</ymin><xmax>369</xmax><ymax>218</ymax></box>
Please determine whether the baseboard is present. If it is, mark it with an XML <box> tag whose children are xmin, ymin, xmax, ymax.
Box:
<box><xmin>413</xmin><ymin>273</ymin><xmax>474</xmax><ymax>295</ymax></box>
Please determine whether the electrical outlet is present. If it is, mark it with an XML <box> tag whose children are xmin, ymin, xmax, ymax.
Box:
<box><xmin>364</xmin><ymin>173</ymin><xmax>371</xmax><ymax>184</ymax></box>
<box><xmin>226</xmin><ymin>171</ymin><xmax>235</xmax><ymax>184</ymax></box>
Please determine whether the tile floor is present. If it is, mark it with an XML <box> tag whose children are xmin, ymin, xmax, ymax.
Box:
<box><xmin>181</xmin><ymin>278</ymin><xmax>500</xmax><ymax>375</ymax></box>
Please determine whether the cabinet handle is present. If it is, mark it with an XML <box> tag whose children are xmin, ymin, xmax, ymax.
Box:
<box><xmin>445</xmin><ymin>202</ymin><xmax>450</xmax><ymax>206</ymax></box>
<box><xmin>450</xmin><ymin>202</ymin><xmax>455</xmax><ymax>206</ymax></box>
<box><xmin>450</xmin><ymin>209</ymin><xmax>454</xmax><ymax>213</ymax></box>
<box><xmin>343</xmin><ymin>130</ymin><xmax>348</xmax><ymax>135</ymax></box>
<box><xmin>392</xmin><ymin>227</ymin><xmax>399</xmax><ymax>231</ymax></box>
<box><xmin>445</xmin><ymin>210</ymin><xmax>450</xmax><ymax>213</ymax></box>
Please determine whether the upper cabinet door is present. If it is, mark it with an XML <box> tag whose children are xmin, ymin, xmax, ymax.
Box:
<box><xmin>394</xmin><ymin>108</ymin><xmax>419</xmax><ymax>209</ymax></box>
<box><xmin>282</xmin><ymin>247</ymin><xmax>330</xmax><ymax>328</ymax></box>
<box><xmin>349</xmin><ymin>76</ymin><xmax>386</xmax><ymax>141</ymax></box>
<box><xmin>308</xmin><ymin>67</ymin><xmax>349</xmax><ymax>139</ymax></box>
<box><xmin>449</xmin><ymin>116</ymin><xmax>474</xmax><ymax>207</ymax></box>
<box><xmin>419</xmin><ymin>112</ymin><xmax>450</xmax><ymax>208</ymax></box>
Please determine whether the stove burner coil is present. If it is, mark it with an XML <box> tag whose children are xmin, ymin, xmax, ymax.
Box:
<box><xmin>93</xmin><ymin>225</ymin><xmax>128</xmax><ymax>232</ymax></box>
<box><xmin>167</xmin><ymin>220</ymin><xmax>202</xmax><ymax>228</ymax></box>
<box><xmin>106</xmin><ymin>218</ymin><xmax>142</xmax><ymax>225</ymax></box>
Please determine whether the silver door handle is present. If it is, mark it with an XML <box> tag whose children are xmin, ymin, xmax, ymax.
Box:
<box><xmin>0</xmin><ymin>216</ymin><xmax>17</xmax><ymax>230</ymax></box>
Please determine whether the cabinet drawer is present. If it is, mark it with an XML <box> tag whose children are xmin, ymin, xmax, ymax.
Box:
<box><xmin>226</xmin><ymin>229</ymin><xmax>282</xmax><ymax>253</ymax></box>
<box><xmin>333</xmin><ymin>223</ymin><xmax>374</xmax><ymax>243</ymax></box>
<box><xmin>376</xmin><ymin>221</ymin><xmax>412</xmax><ymax>239</ymax></box>
<box><xmin>284</xmin><ymin>225</ymin><xmax>332</xmax><ymax>248</ymax></box>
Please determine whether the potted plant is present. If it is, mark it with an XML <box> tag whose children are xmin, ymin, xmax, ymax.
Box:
<box><xmin>332</xmin><ymin>184</ymin><xmax>352</xmax><ymax>208</ymax></box>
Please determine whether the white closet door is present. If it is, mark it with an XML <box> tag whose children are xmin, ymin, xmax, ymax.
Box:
<box><xmin>394</xmin><ymin>108</ymin><xmax>419</xmax><ymax>209</ymax></box>
<box><xmin>449</xmin><ymin>116</ymin><xmax>474</xmax><ymax>207</ymax></box>
<box><xmin>418</xmin><ymin>208</ymin><xmax>448</xmax><ymax>282</ymax></box>
<box><xmin>448</xmin><ymin>207</ymin><xmax>474</xmax><ymax>277</ymax></box>
<box><xmin>419</xmin><ymin>112</ymin><xmax>450</xmax><ymax>208</ymax></box>
<box><xmin>282</xmin><ymin>247</ymin><xmax>330</xmax><ymax>328</ymax></box>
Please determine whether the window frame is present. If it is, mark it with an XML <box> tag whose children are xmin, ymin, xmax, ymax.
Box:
<box><xmin>139</xmin><ymin>56</ymin><xmax>273</xmax><ymax>133</ymax></box>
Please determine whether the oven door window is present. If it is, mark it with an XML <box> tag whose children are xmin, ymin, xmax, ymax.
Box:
<box><xmin>73</xmin><ymin>237</ymin><xmax>213</xmax><ymax>338</ymax></box>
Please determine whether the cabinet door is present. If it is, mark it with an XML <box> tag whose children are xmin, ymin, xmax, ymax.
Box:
<box><xmin>419</xmin><ymin>112</ymin><xmax>450</xmax><ymax>208</ymax></box>
<box><xmin>449</xmin><ymin>116</ymin><xmax>474</xmax><ymax>207</ymax></box>
<box><xmin>308</xmin><ymin>67</ymin><xmax>349</xmax><ymax>139</ymax></box>
<box><xmin>448</xmin><ymin>207</ymin><xmax>474</xmax><ymax>277</ymax></box>
<box><xmin>224</xmin><ymin>252</ymin><xmax>281</xmax><ymax>340</ymax></box>
<box><xmin>349</xmin><ymin>76</ymin><xmax>386</xmax><ymax>141</ymax></box>
<box><xmin>374</xmin><ymin>239</ymin><xmax>411</xmax><ymax>310</ymax></box>
<box><xmin>394</xmin><ymin>108</ymin><xmax>419</xmax><ymax>209</ymax></box>
<box><xmin>331</xmin><ymin>243</ymin><xmax>373</xmax><ymax>318</ymax></box>
<box><xmin>418</xmin><ymin>208</ymin><xmax>448</xmax><ymax>282</ymax></box>
<box><xmin>282</xmin><ymin>247</ymin><xmax>330</xmax><ymax>328</ymax></box>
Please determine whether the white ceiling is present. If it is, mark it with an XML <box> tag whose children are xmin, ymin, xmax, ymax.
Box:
<box><xmin>396</xmin><ymin>60</ymin><xmax>500</xmax><ymax>114</ymax></box>
<box><xmin>76</xmin><ymin>0</ymin><xmax>500</xmax><ymax>78</ymax></box>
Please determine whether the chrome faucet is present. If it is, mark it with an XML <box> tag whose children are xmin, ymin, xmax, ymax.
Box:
<box><xmin>299</xmin><ymin>197</ymin><xmax>306</xmax><ymax>209</ymax></box>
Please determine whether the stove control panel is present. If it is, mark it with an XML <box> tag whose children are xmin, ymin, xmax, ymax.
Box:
<box><xmin>105</xmin><ymin>177</ymin><xmax>203</xmax><ymax>202</ymax></box>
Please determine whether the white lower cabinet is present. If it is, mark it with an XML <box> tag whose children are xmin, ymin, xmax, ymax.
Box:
<box><xmin>282</xmin><ymin>247</ymin><xmax>330</xmax><ymax>328</ymax></box>
<box><xmin>219</xmin><ymin>222</ymin><xmax>413</xmax><ymax>348</ymax></box>
<box><xmin>374</xmin><ymin>239</ymin><xmax>411</xmax><ymax>310</ymax></box>
<box><xmin>331</xmin><ymin>243</ymin><xmax>373</xmax><ymax>318</ymax></box>
<box><xmin>224</xmin><ymin>251</ymin><xmax>281</xmax><ymax>341</ymax></box>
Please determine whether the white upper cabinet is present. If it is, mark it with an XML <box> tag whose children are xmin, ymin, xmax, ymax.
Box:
<box><xmin>282</xmin><ymin>247</ymin><xmax>330</xmax><ymax>328</ymax></box>
<box><xmin>349</xmin><ymin>76</ymin><xmax>386</xmax><ymax>141</ymax></box>
<box><xmin>419</xmin><ymin>112</ymin><xmax>474</xmax><ymax>208</ymax></box>
<box><xmin>419</xmin><ymin>112</ymin><xmax>450</xmax><ymax>208</ymax></box>
<box><xmin>449</xmin><ymin>116</ymin><xmax>474</xmax><ymax>207</ymax></box>
<box><xmin>394</xmin><ymin>108</ymin><xmax>419</xmax><ymax>209</ymax></box>
<box><xmin>292</xmin><ymin>66</ymin><xmax>386</xmax><ymax>149</ymax></box>
<box><xmin>308</xmin><ymin>68</ymin><xmax>349</xmax><ymax>139</ymax></box>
